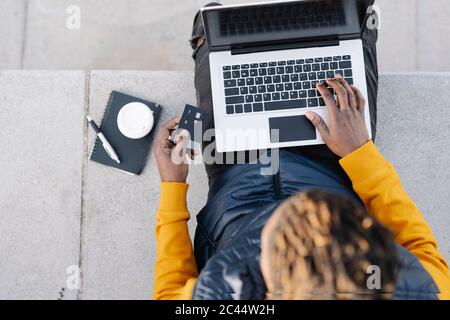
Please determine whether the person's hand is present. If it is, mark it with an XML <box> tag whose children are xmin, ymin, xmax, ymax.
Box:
<box><xmin>305</xmin><ymin>74</ymin><xmax>370</xmax><ymax>158</ymax></box>
<box><xmin>154</xmin><ymin>117</ymin><xmax>191</xmax><ymax>183</ymax></box>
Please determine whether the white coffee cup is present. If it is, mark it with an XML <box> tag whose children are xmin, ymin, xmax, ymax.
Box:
<box><xmin>117</xmin><ymin>102</ymin><xmax>154</xmax><ymax>139</ymax></box>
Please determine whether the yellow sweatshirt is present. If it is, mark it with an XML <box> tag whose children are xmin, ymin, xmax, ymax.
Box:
<box><xmin>153</xmin><ymin>141</ymin><xmax>450</xmax><ymax>300</ymax></box>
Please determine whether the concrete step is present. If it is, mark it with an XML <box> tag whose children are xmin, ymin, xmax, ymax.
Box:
<box><xmin>0</xmin><ymin>71</ymin><xmax>449</xmax><ymax>299</ymax></box>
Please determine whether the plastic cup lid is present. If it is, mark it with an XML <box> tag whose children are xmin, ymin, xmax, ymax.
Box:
<box><xmin>117</xmin><ymin>102</ymin><xmax>154</xmax><ymax>139</ymax></box>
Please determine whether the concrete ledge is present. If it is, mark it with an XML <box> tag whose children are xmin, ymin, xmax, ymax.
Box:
<box><xmin>0</xmin><ymin>71</ymin><xmax>449</xmax><ymax>299</ymax></box>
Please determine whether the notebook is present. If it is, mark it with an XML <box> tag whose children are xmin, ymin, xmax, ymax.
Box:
<box><xmin>89</xmin><ymin>91</ymin><xmax>162</xmax><ymax>175</ymax></box>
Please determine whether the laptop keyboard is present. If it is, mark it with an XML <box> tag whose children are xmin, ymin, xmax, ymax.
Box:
<box><xmin>222</xmin><ymin>55</ymin><xmax>353</xmax><ymax>115</ymax></box>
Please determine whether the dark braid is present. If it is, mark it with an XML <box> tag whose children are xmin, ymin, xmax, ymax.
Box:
<box><xmin>266</xmin><ymin>190</ymin><xmax>397</xmax><ymax>300</ymax></box>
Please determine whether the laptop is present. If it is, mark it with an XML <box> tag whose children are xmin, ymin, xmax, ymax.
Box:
<box><xmin>201</xmin><ymin>0</ymin><xmax>374</xmax><ymax>153</ymax></box>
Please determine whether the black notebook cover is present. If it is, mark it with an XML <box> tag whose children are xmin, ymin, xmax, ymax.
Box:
<box><xmin>89</xmin><ymin>91</ymin><xmax>162</xmax><ymax>175</ymax></box>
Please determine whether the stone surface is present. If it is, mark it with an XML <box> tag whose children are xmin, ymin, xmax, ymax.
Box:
<box><xmin>0</xmin><ymin>71</ymin><xmax>449</xmax><ymax>300</ymax></box>
<box><xmin>11</xmin><ymin>0</ymin><xmax>448</xmax><ymax>72</ymax></box>
<box><xmin>416</xmin><ymin>0</ymin><xmax>450</xmax><ymax>71</ymax></box>
<box><xmin>0</xmin><ymin>0</ymin><xmax>26</xmax><ymax>69</ymax></box>
<box><xmin>377</xmin><ymin>73</ymin><xmax>450</xmax><ymax>261</ymax></box>
<box><xmin>81</xmin><ymin>71</ymin><xmax>207</xmax><ymax>300</ymax></box>
<box><xmin>0</xmin><ymin>71</ymin><xmax>86</xmax><ymax>299</ymax></box>
<box><xmin>376</xmin><ymin>0</ymin><xmax>417</xmax><ymax>72</ymax></box>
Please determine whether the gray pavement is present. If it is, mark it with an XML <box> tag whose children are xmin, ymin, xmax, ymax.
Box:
<box><xmin>0</xmin><ymin>0</ymin><xmax>449</xmax><ymax>72</ymax></box>
<box><xmin>0</xmin><ymin>71</ymin><xmax>449</xmax><ymax>299</ymax></box>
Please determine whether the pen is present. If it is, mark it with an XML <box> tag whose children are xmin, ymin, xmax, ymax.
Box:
<box><xmin>86</xmin><ymin>115</ymin><xmax>121</xmax><ymax>164</ymax></box>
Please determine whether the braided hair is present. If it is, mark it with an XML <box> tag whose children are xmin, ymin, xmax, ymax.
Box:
<box><xmin>265</xmin><ymin>190</ymin><xmax>397</xmax><ymax>300</ymax></box>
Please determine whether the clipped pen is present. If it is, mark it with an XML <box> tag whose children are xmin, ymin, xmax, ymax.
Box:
<box><xmin>86</xmin><ymin>115</ymin><xmax>121</xmax><ymax>164</ymax></box>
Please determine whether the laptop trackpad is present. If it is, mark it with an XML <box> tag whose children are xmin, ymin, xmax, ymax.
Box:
<box><xmin>269</xmin><ymin>115</ymin><xmax>317</xmax><ymax>143</ymax></box>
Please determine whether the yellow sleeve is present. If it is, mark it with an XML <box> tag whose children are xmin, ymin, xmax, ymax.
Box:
<box><xmin>340</xmin><ymin>141</ymin><xmax>450</xmax><ymax>299</ymax></box>
<box><xmin>153</xmin><ymin>182</ymin><xmax>198</xmax><ymax>300</ymax></box>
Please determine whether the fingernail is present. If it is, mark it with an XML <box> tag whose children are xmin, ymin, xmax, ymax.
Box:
<box><xmin>305</xmin><ymin>112</ymin><xmax>313</xmax><ymax>120</ymax></box>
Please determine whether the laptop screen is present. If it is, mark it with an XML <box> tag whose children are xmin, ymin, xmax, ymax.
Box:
<box><xmin>202</xmin><ymin>0</ymin><xmax>373</xmax><ymax>49</ymax></box>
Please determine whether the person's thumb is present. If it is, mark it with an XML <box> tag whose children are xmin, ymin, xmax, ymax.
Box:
<box><xmin>305</xmin><ymin>112</ymin><xmax>330</xmax><ymax>141</ymax></box>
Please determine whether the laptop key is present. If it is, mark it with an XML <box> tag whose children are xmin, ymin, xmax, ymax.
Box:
<box><xmin>241</xmin><ymin>70</ymin><xmax>249</xmax><ymax>77</ymax></box>
<box><xmin>318</xmin><ymin>72</ymin><xmax>326</xmax><ymax>80</ymax></box>
<box><xmin>237</xmin><ymin>79</ymin><xmax>246</xmax><ymax>86</ymax></box>
<box><xmin>225</xmin><ymin>88</ymin><xmax>239</xmax><ymax>96</ymax></box>
<box><xmin>273</xmin><ymin>75</ymin><xmax>281</xmax><ymax>83</ymax></box>
<box><xmin>294</xmin><ymin>82</ymin><xmax>302</xmax><ymax>90</ymax></box>
<box><xmin>269</xmin><ymin>62</ymin><xmax>277</xmax><ymax>67</ymax></box>
<box><xmin>259</xmin><ymin>62</ymin><xmax>268</xmax><ymax>67</ymax></box>
<box><xmin>330</xmin><ymin>62</ymin><xmax>338</xmax><ymax>69</ymax></box>
<box><xmin>303</xmin><ymin>81</ymin><xmax>311</xmax><ymax>89</ymax></box>
<box><xmin>268</xmin><ymin>67</ymin><xmax>276</xmax><ymax>75</ymax></box>
<box><xmin>249</xmin><ymin>86</ymin><xmax>257</xmax><ymax>94</ymax></box>
<box><xmin>344</xmin><ymin>69</ymin><xmax>353</xmax><ymax>77</ymax></box>
<box><xmin>308</xmin><ymin>72</ymin><xmax>317</xmax><ymax>80</ymax></box>
<box><xmin>324</xmin><ymin>57</ymin><xmax>333</xmax><ymax>62</ymax></box>
<box><xmin>224</xmin><ymin>79</ymin><xmax>237</xmax><ymax>87</ymax></box>
<box><xmin>315</xmin><ymin>57</ymin><xmax>323</xmax><ymax>62</ymax></box>
<box><xmin>295</xmin><ymin>65</ymin><xmax>302</xmax><ymax>73</ymax></box>
<box><xmin>333</xmin><ymin>56</ymin><xmax>342</xmax><ymax>61</ymax></box>
<box><xmin>276</xmin><ymin>84</ymin><xmax>284</xmax><ymax>91</ymax></box>
<box><xmin>298</xmin><ymin>90</ymin><xmax>307</xmax><ymax>98</ymax></box>
<box><xmin>312</xmin><ymin>64</ymin><xmax>320</xmax><ymax>71</ymax></box>
<box><xmin>327</xmin><ymin>71</ymin><xmax>335</xmax><ymax>78</ymax></box>
<box><xmin>285</xmin><ymin>66</ymin><xmax>294</xmax><ymax>73</ymax></box>
<box><xmin>303</xmin><ymin>65</ymin><xmax>312</xmax><ymax>72</ymax></box>
<box><xmin>308</xmin><ymin>98</ymin><xmax>319</xmax><ymax>107</ymax></box>
<box><xmin>345</xmin><ymin>77</ymin><xmax>354</xmax><ymax>85</ymax></box>
<box><xmin>264</xmin><ymin>76</ymin><xmax>272</xmax><ymax>84</ymax></box>
<box><xmin>244</xmin><ymin>104</ymin><xmax>252</xmax><ymax>113</ymax></box>
<box><xmin>226</xmin><ymin>96</ymin><xmax>244</xmax><ymax>104</ymax></box>
<box><xmin>299</xmin><ymin>73</ymin><xmax>308</xmax><ymax>81</ymax></box>
<box><xmin>308</xmin><ymin>89</ymin><xmax>317</xmax><ymax>97</ymax></box>
<box><xmin>306</xmin><ymin>58</ymin><xmax>314</xmax><ymax>63</ymax></box>
<box><xmin>245</xmin><ymin>95</ymin><xmax>254</xmax><ymax>103</ymax></box>
<box><xmin>281</xmin><ymin>92</ymin><xmax>289</xmax><ymax>100</ymax></box>
<box><xmin>235</xmin><ymin>104</ymin><xmax>243</xmax><ymax>114</ymax></box>
<box><xmin>253</xmin><ymin>103</ymin><xmax>263</xmax><ymax>112</ymax></box>
<box><xmin>290</xmin><ymin>91</ymin><xmax>298</xmax><ymax>99</ymax></box>
<box><xmin>263</xmin><ymin>94</ymin><xmax>272</xmax><ymax>101</ymax></box>
<box><xmin>254</xmin><ymin>94</ymin><xmax>263</xmax><ymax>102</ymax></box>
<box><xmin>240</xmin><ymin>87</ymin><xmax>248</xmax><ymax>95</ymax></box>
<box><xmin>223</xmin><ymin>66</ymin><xmax>231</xmax><ymax>71</ymax></box>
<box><xmin>321</xmin><ymin>63</ymin><xmax>330</xmax><ymax>70</ymax></box>
<box><xmin>282</xmin><ymin>75</ymin><xmax>290</xmax><ymax>82</ymax></box>
<box><xmin>246</xmin><ymin>78</ymin><xmax>254</xmax><ymax>85</ymax></box>
<box><xmin>272</xmin><ymin>92</ymin><xmax>281</xmax><ymax>100</ymax></box>
<box><xmin>276</xmin><ymin>67</ymin><xmax>285</xmax><ymax>74</ymax></box>
<box><xmin>264</xmin><ymin>99</ymin><xmax>307</xmax><ymax>111</ymax></box>
<box><xmin>343</xmin><ymin>55</ymin><xmax>351</xmax><ymax>60</ymax></box>
<box><xmin>278</xmin><ymin>61</ymin><xmax>286</xmax><ymax>66</ymax></box>
<box><xmin>296</xmin><ymin>59</ymin><xmax>305</xmax><ymax>64</ymax></box>
<box><xmin>259</xmin><ymin>69</ymin><xmax>267</xmax><ymax>76</ymax></box>
<box><xmin>232</xmin><ymin>65</ymin><xmax>240</xmax><ymax>70</ymax></box>
<box><xmin>255</xmin><ymin>77</ymin><xmax>263</xmax><ymax>85</ymax></box>
<box><xmin>267</xmin><ymin>85</ymin><xmax>275</xmax><ymax>92</ymax></box>
<box><xmin>319</xmin><ymin>98</ymin><xmax>326</xmax><ymax>106</ymax></box>
<box><xmin>226</xmin><ymin>105</ymin><xmax>234</xmax><ymax>114</ymax></box>
<box><xmin>258</xmin><ymin>85</ymin><xmax>266</xmax><ymax>93</ymax></box>
<box><xmin>250</xmin><ymin>69</ymin><xmax>258</xmax><ymax>77</ymax></box>
<box><xmin>339</xmin><ymin>61</ymin><xmax>352</xmax><ymax>69</ymax></box>
<box><xmin>223</xmin><ymin>71</ymin><xmax>232</xmax><ymax>79</ymax></box>
<box><xmin>287</xmin><ymin>60</ymin><xmax>296</xmax><ymax>65</ymax></box>
<box><xmin>241</xmin><ymin>64</ymin><xmax>249</xmax><ymax>69</ymax></box>
<box><xmin>232</xmin><ymin>71</ymin><xmax>240</xmax><ymax>78</ymax></box>
<box><xmin>250</xmin><ymin>63</ymin><xmax>259</xmax><ymax>68</ymax></box>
